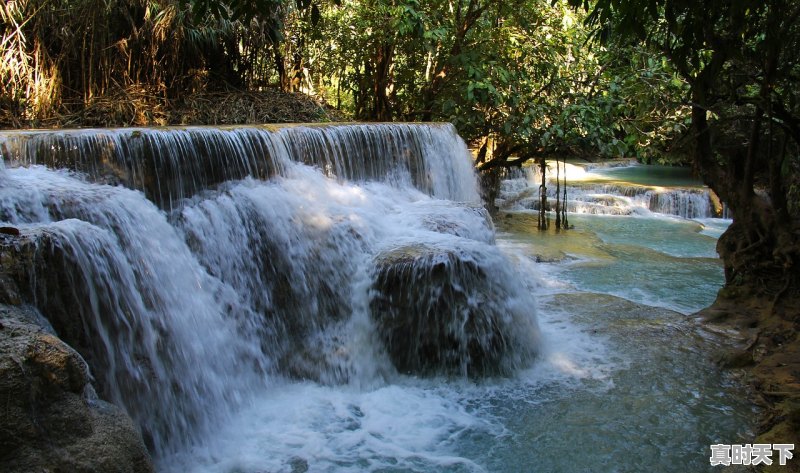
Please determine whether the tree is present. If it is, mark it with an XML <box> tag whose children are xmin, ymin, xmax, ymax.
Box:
<box><xmin>568</xmin><ymin>0</ymin><xmax>800</xmax><ymax>314</ymax></box>
<box><xmin>1</xmin><ymin>0</ymin><xmax>289</xmax><ymax>125</ymax></box>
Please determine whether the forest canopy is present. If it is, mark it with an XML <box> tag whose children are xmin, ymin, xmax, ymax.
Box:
<box><xmin>572</xmin><ymin>0</ymin><xmax>800</xmax><ymax>315</ymax></box>
<box><xmin>2</xmin><ymin>0</ymin><xmax>690</xmax><ymax>166</ymax></box>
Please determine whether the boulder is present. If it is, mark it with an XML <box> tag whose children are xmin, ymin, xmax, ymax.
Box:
<box><xmin>370</xmin><ymin>244</ymin><xmax>537</xmax><ymax>377</ymax></box>
<box><xmin>0</xmin><ymin>228</ymin><xmax>104</xmax><ymax>384</ymax></box>
<box><xmin>0</xmin><ymin>304</ymin><xmax>153</xmax><ymax>473</ymax></box>
<box><xmin>418</xmin><ymin>203</ymin><xmax>495</xmax><ymax>243</ymax></box>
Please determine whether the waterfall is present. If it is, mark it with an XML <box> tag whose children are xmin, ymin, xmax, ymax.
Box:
<box><xmin>0</xmin><ymin>123</ymin><xmax>478</xmax><ymax>208</ymax></box>
<box><xmin>496</xmin><ymin>161</ymin><xmax>719</xmax><ymax>219</ymax></box>
<box><xmin>645</xmin><ymin>189</ymin><xmax>711</xmax><ymax>219</ymax></box>
<box><xmin>0</xmin><ymin>168</ymin><xmax>270</xmax><ymax>453</ymax></box>
<box><xmin>0</xmin><ymin>124</ymin><xmax>539</xmax><ymax>459</ymax></box>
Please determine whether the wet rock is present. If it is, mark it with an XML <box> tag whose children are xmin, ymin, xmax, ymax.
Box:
<box><xmin>0</xmin><ymin>228</ymin><xmax>157</xmax><ymax>463</ymax></box>
<box><xmin>289</xmin><ymin>456</ymin><xmax>310</xmax><ymax>473</ymax></box>
<box><xmin>0</xmin><ymin>304</ymin><xmax>153</xmax><ymax>473</ymax></box>
<box><xmin>419</xmin><ymin>203</ymin><xmax>495</xmax><ymax>243</ymax></box>
<box><xmin>533</xmin><ymin>253</ymin><xmax>569</xmax><ymax>263</ymax></box>
<box><xmin>280</xmin><ymin>330</ymin><xmax>352</xmax><ymax>385</ymax></box>
<box><xmin>0</xmin><ymin>228</ymin><xmax>100</xmax><ymax>378</ymax></box>
<box><xmin>370</xmin><ymin>244</ymin><xmax>537</xmax><ymax>377</ymax></box>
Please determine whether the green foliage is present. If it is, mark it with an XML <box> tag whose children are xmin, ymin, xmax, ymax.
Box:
<box><xmin>273</xmin><ymin>0</ymin><xmax>691</xmax><ymax>167</ymax></box>
<box><xmin>567</xmin><ymin>0</ymin><xmax>800</xmax><ymax>291</ymax></box>
<box><xmin>591</xmin><ymin>45</ymin><xmax>691</xmax><ymax>164</ymax></box>
<box><xmin>3</xmin><ymin>0</ymin><xmax>693</xmax><ymax>168</ymax></box>
<box><xmin>182</xmin><ymin>0</ymin><xmax>286</xmax><ymax>39</ymax></box>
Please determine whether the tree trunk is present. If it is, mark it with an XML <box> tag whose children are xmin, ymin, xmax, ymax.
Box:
<box><xmin>538</xmin><ymin>156</ymin><xmax>548</xmax><ymax>230</ymax></box>
<box><xmin>555</xmin><ymin>158</ymin><xmax>562</xmax><ymax>229</ymax></box>
<box><xmin>274</xmin><ymin>47</ymin><xmax>289</xmax><ymax>92</ymax></box>
<box><xmin>691</xmin><ymin>79</ymin><xmax>799</xmax><ymax>317</ymax></box>
<box><xmin>372</xmin><ymin>42</ymin><xmax>394</xmax><ymax>121</ymax></box>
<box><xmin>354</xmin><ymin>60</ymin><xmax>372</xmax><ymax>119</ymax></box>
<box><xmin>562</xmin><ymin>162</ymin><xmax>568</xmax><ymax>229</ymax></box>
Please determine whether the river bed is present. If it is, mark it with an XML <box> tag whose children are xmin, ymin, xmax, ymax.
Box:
<box><xmin>162</xmin><ymin>162</ymin><xmax>755</xmax><ymax>473</ymax></box>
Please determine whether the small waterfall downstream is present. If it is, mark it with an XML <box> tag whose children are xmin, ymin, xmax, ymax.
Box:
<box><xmin>498</xmin><ymin>162</ymin><xmax>719</xmax><ymax>219</ymax></box>
<box><xmin>0</xmin><ymin>124</ymin><xmax>539</xmax><ymax>464</ymax></box>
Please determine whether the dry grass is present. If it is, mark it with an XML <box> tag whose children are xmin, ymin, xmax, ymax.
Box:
<box><xmin>1</xmin><ymin>0</ymin><xmax>328</xmax><ymax>129</ymax></box>
<box><xmin>174</xmin><ymin>88</ymin><xmax>347</xmax><ymax>125</ymax></box>
<box><xmin>4</xmin><ymin>83</ymin><xmax>346</xmax><ymax>129</ymax></box>
<box><xmin>1</xmin><ymin>0</ymin><xmax>61</xmax><ymax>127</ymax></box>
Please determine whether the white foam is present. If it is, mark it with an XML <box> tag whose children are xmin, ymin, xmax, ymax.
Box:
<box><xmin>695</xmin><ymin>217</ymin><xmax>732</xmax><ymax>239</ymax></box>
<box><xmin>159</xmin><ymin>381</ymin><xmax>502</xmax><ymax>473</ymax></box>
<box><xmin>1</xmin><ymin>152</ymin><xmax>544</xmax><ymax>464</ymax></box>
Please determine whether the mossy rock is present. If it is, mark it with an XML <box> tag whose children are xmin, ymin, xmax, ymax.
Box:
<box><xmin>0</xmin><ymin>304</ymin><xmax>153</xmax><ymax>473</ymax></box>
<box><xmin>370</xmin><ymin>244</ymin><xmax>537</xmax><ymax>377</ymax></box>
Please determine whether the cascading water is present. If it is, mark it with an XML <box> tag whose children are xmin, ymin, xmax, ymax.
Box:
<box><xmin>0</xmin><ymin>127</ymin><xmax>753</xmax><ymax>473</ymax></box>
<box><xmin>495</xmin><ymin>159</ymin><xmax>736</xmax><ymax>315</ymax></box>
<box><xmin>0</xmin><ymin>166</ymin><xmax>274</xmax><ymax>453</ymax></box>
<box><xmin>0</xmin><ymin>124</ymin><xmax>539</xmax><ymax>464</ymax></box>
<box><xmin>0</xmin><ymin>124</ymin><xmax>478</xmax><ymax>209</ymax></box>
<box><xmin>498</xmin><ymin>161</ymin><xmax>719</xmax><ymax>219</ymax></box>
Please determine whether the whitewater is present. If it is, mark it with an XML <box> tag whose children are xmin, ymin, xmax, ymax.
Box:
<box><xmin>0</xmin><ymin>125</ymin><xmax>752</xmax><ymax>472</ymax></box>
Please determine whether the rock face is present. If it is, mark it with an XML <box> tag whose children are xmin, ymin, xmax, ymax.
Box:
<box><xmin>370</xmin><ymin>244</ymin><xmax>537</xmax><ymax>377</ymax></box>
<box><xmin>0</xmin><ymin>304</ymin><xmax>153</xmax><ymax>473</ymax></box>
<box><xmin>0</xmin><ymin>228</ymin><xmax>108</xmax><ymax>387</ymax></box>
<box><xmin>0</xmin><ymin>230</ymin><xmax>154</xmax><ymax>472</ymax></box>
<box><xmin>418</xmin><ymin>203</ymin><xmax>496</xmax><ymax>244</ymax></box>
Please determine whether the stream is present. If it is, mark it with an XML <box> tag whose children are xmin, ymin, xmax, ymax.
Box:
<box><xmin>0</xmin><ymin>127</ymin><xmax>755</xmax><ymax>472</ymax></box>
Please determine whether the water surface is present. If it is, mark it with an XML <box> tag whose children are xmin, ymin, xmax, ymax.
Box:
<box><xmin>0</xmin><ymin>128</ymin><xmax>754</xmax><ymax>472</ymax></box>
